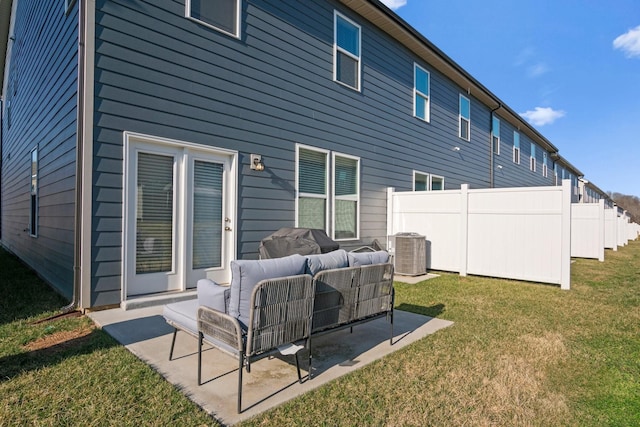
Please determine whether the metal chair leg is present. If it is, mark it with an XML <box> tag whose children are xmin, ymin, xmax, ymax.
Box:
<box><xmin>169</xmin><ymin>328</ymin><xmax>177</xmax><ymax>361</ymax></box>
<box><xmin>197</xmin><ymin>332</ymin><xmax>203</xmax><ymax>385</ymax></box>
<box><xmin>237</xmin><ymin>352</ymin><xmax>244</xmax><ymax>413</ymax></box>
<box><xmin>294</xmin><ymin>352</ymin><xmax>302</xmax><ymax>383</ymax></box>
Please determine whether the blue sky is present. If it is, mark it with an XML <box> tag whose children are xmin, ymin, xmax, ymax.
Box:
<box><xmin>380</xmin><ymin>0</ymin><xmax>640</xmax><ymax>197</ymax></box>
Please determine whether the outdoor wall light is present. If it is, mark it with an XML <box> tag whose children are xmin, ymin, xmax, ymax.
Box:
<box><xmin>250</xmin><ymin>154</ymin><xmax>265</xmax><ymax>171</ymax></box>
<box><xmin>452</xmin><ymin>146</ymin><xmax>461</xmax><ymax>151</ymax></box>
<box><xmin>497</xmin><ymin>165</ymin><xmax>503</xmax><ymax>169</ymax></box>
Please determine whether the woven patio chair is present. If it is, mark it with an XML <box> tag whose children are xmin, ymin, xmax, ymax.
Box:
<box><xmin>197</xmin><ymin>274</ymin><xmax>314</xmax><ymax>413</ymax></box>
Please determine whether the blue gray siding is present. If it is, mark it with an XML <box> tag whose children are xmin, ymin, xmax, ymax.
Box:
<box><xmin>90</xmin><ymin>0</ymin><xmax>565</xmax><ymax>306</ymax></box>
<box><xmin>1</xmin><ymin>1</ymin><xmax>78</xmax><ymax>299</ymax></box>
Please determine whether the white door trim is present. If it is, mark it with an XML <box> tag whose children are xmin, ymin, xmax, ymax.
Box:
<box><xmin>122</xmin><ymin>132</ymin><xmax>237</xmax><ymax>300</ymax></box>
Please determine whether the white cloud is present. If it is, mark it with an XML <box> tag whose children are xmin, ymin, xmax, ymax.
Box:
<box><xmin>379</xmin><ymin>0</ymin><xmax>407</xmax><ymax>10</ymax></box>
<box><xmin>527</xmin><ymin>62</ymin><xmax>549</xmax><ymax>78</ymax></box>
<box><xmin>520</xmin><ymin>107</ymin><xmax>566</xmax><ymax>126</ymax></box>
<box><xmin>613</xmin><ymin>25</ymin><xmax>640</xmax><ymax>58</ymax></box>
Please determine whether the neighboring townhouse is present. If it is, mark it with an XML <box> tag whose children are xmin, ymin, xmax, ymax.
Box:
<box><xmin>0</xmin><ymin>0</ymin><xmax>611</xmax><ymax>309</ymax></box>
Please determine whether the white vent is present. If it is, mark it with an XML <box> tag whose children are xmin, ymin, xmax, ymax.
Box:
<box><xmin>394</xmin><ymin>233</ymin><xmax>426</xmax><ymax>276</ymax></box>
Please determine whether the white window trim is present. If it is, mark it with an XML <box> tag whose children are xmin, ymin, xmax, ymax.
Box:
<box><xmin>459</xmin><ymin>94</ymin><xmax>470</xmax><ymax>141</ymax></box>
<box><xmin>430</xmin><ymin>174</ymin><xmax>445</xmax><ymax>191</ymax></box>
<box><xmin>332</xmin><ymin>152</ymin><xmax>360</xmax><ymax>241</ymax></box>
<box><xmin>513</xmin><ymin>131</ymin><xmax>520</xmax><ymax>164</ymax></box>
<box><xmin>295</xmin><ymin>144</ymin><xmax>330</xmax><ymax>233</ymax></box>
<box><xmin>543</xmin><ymin>153</ymin><xmax>548</xmax><ymax>177</ymax></box>
<box><xmin>413</xmin><ymin>63</ymin><xmax>430</xmax><ymax>122</ymax></box>
<box><xmin>413</xmin><ymin>171</ymin><xmax>444</xmax><ymax>191</ymax></box>
<box><xmin>29</xmin><ymin>146</ymin><xmax>38</xmax><ymax>237</ymax></box>
<box><xmin>492</xmin><ymin>116</ymin><xmax>500</xmax><ymax>155</ymax></box>
<box><xmin>334</xmin><ymin>11</ymin><xmax>361</xmax><ymax>92</ymax></box>
<box><xmin>413</xmin><ymin>170</ymin><xmax>429</xmax><ymax>191</ymax></box>
<box><xmin>185</xmin><ymin>0</ymin><xmax>241</xmax><ymax>39</ymax></box>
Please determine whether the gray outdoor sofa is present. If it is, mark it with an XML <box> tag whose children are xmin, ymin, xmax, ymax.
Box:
<box><xmin>162</xmin><ymin>249</ymin><xmax>394</xmax><ymax>413</ymax></box>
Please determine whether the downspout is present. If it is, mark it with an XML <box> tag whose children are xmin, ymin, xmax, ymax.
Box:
<box><xmin>63</xmin><ymin>0</ymin><xmax>86</xmax><ymax>313</ymax></box>
<box><xmin>489</xmin><ymin>103</ymin><xmax>501</xmax><ymax>188</ymax></box>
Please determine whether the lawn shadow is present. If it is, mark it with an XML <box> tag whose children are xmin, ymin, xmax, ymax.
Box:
<box><xmin>395</xmin><ymin>302</ymin><xmax>445</xmax><ymax>318</ymax></box>
<box><xmin>0</xmin><ymin>329</ymin><xmax>118</xmax><ymax>382</ymax></box>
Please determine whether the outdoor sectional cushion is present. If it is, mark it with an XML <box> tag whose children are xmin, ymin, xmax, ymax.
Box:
<box><xmin>229</xmin><ymin>254</ymin><xmax>308</xmax><ymax>327</ymax></box>
<box><xmin>305</xmin><ymin>249</ymin><xmax>349</xmax><ymax>276</ymax></box>
<box><xmin>163</xmin><ymin>299</ymin><xmax>199</xmax><ymax>337</ymax></box>
<box><xmin>347</xmin><ymin>250</ymin><xmax>390</xmax><ymax>267</ymax></box>
<box><xmin>197</xmin><ymin>278</ymin><xmax>229</xmax><ymax>313</ymax></box>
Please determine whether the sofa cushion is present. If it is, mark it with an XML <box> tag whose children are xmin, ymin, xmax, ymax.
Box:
<box><xmin>197</xmin><ymin>278</ymin><xmax>229</xmax><ymax>313</ymax></box>
<box><xmin>163</xmin><ymin>299</ymin><xmax>199</xmax><ymax>337</ymax></box>
<box><xmin>305</xmin><ymin>249</ymin><xmax>349</xmax><ymax>276</ymax></box>
<box><xmin>229</xmin><ymin>254</ymin><xmax>308</xmax><ymax>327</ymax></box>
<box><xmin>347</xmin><ymin>250</ymin><xmax>390</xmax><ymax>267</ymax></box>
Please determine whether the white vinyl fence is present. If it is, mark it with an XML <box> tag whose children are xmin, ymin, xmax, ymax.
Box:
<box><xmin>604</xmin><ymin>207</ymin><xmax>618</xmax><ymax>251</ymax></box>
<box><xmin>571</xmin><ymin>200</ymin><xmax>605</xmax><ymax>261</ymax></box>
<box><xmin>387</xmin><ymin>180</ymin><xmax>572</xmax><ymax>289</ymax></box>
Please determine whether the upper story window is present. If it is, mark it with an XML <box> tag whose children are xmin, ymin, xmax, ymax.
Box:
<box><xmin>530</xmin><ymin>143</ymin><xmax>536</xmax><ymax>172</ymax></box>
<box><xmin>334</xmin><ymin>12</ymin><xmax>361</xmax><ymax>91</ymax></box>
<box><xmin>414</xmin><ymin>64</ymin><xmax>430</xmax><ymax>122</ymax></box>
<box><xmin>543</xmin><ymin>152</ymin><xmax>548</xmax><ymax>177</ymax></box>
<box><xmin>186</xmin><ymin>0</ymin><xmax>241</xmax><ymax>38</ymax></box>
<box><xmin>492</xmin><ymin>116</ymin><xmax>500</xmax><ymax>155</ymax></box>
<box><xmin>30</xmin><ymin>147</ymin><xmax>39</xmax><ymax>237</ymax></box>
<box><xmin>554</xmin><ymin>163</ymin><xmax>559</xmax><ymax>185</ymax></box>
<box><xmin>513</xmin><ymin>131</ymin><xmax>520</xmax><ymax>164</ymax></box>
<box><xmin>459</xmin><ymin>94</ymin><xmax>470</xmax><ymax>141</ymax></box>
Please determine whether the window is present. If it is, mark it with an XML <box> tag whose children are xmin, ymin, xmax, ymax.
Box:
<box><xmin>413</xmin><ymin>171</ymin><xmax>429</xmax><ymax>191</ymax></box>
<box><xmin>430</xmin><ymin>175</ymin><xmax>444</xmax><ymax>191</ymax></box>
<box><xmin>334</xmin><ymin>12</ymin><xmax>361</xmax><ymax>91</ymax></box>
<box><xmin>492</xmin><ymin>116</ymin><xmax>500</xmax><ymax>155</ymax></box>
<box><xmin>459</xmin><ymin>94</ymin><xmax>470</xmax><ymax>141</ymax></box>
<box><xmin>414</xmin><ymin>64</ymin><xmax>430</xmax><ymax>121</ymax></box>
<box><xmin>530</xmin><ymin>143</ymin><xmax>536</xmax><ymax>172</ymax></box>
<box><xmin>186</xmin><ymin>0</ymin><xmax>240</xmax><ymax>38</ymax></box>
<box><xmin>554</xmin><ymin>164</ymin><xmax>559</xmax><ymax>185</ymax></box>
<box><xmin>413</xmin><ymin>171</ymin><xmax>444</xmax><ymax>191</ymax></box>
<box><xmin>513</xmin><ymin>131</ymin><xmax>520</xmax><ymax>164</ymax></box>
<box><xmin>333</xmin><ymin>154</ymin><xmax>360</xmax><ymax>240</ymax></box>
<box><xmin>297</xmin><ymin>147</ymin><xmax>329</xmax><ymax>231</ymax></box>
<box><xmin>296</xmin><ymin>146</ymin><xmax>360</xmax><ymax>241</ymax></box>
<box><xmin>543</xmin><ymin>152</ymin><xmax>548</xmax><ymax>177</ymax></box>
<box><xmin>30</xmin><ymin>147</ymin><xmax>38</xmax><ymax>237</ymax></box>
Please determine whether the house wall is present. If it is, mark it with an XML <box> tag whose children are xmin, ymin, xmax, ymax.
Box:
<box><xmin>1</xmin><ymin>1</ymin><xmax>78</xmax><ymax>299</ymax></box>
<box><xmin>89</xmin><ymin>0</ymin><xmax>568</xmax><ymax>306</ymax></box>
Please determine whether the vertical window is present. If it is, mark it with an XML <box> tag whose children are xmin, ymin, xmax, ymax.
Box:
<box><xmin>297</xmin><ymin>147</ymin><xmax>329</xmax><ymax>231</ymax></box>
<box><xmin>554</xmin><ymin>163</ymin><xmax>559</xmax><ymax>185</ymax></box>
<box><xmin>513</xmin><ymin>131</ymin><xmax>520</xmax><ymax>164</ymax></box>
<box><xmin>333</xmin><ymin>153</ymin><xmax>360</xmax><ymax>240</ymax></box>
<box><xmin>186</xmin><ymin>0</ymin><xmax>240</xmax><ymax>38</ymax></box>
<box><xmin>29</xmin><ymin>147</ymin><xmax>38</xmax><ymax>237</ymax></box>
<box><xmin>413</xmin><ymin>171</ymin><xmax>429</xmax><ymax>191</ymax></box>
<box><xmin>334</xmin><ymin>12</ymin><xmax>361</xmax><ymax>91</ymax></box>
<box><xmin>492</xmin><ymin>116</ymin><xmax>500</xmax><ymax>154</ymax></box>
<box><xmin>414</xmin><ymin>64</ymin><xmax>430</xmax><ymax>122</ymax></box>
<box><xmin>459</xmin><ymin>94</ymin><xmax>470</xmax><ymax>141</ymax></box>
<box><xmin>530</xmin><ymin>143</ymin><xmax>536</xmax><ymax>172</ymax></box>
<box><xmin>430</xmin><ymin>175</ymin><xmax>444</xmax><ymax>191</ymax></box>
<box><xmin>542</xmin><ymin>152</ymin><xmax>548</xmax><ymax>177</ymax></box>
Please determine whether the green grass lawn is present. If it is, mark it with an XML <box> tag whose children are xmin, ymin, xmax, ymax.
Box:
<box><xmin>1</xmin><ymin>242</ymin><xmax>639</xmax><ymax>426</ymax></box>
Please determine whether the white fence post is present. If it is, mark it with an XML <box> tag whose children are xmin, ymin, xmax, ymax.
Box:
<box><xmin>598</xmin><ymin>199</ymin><xmax>605</xmax><ymax>262</ymax></box>
<box><xmin>459</xmin><ymin>184</ymin><xmax>469</xmax><ymax>277</ymax></box>
<box><xmin>561</xmin><ymin>179</ymin><xmax>572</xmax><ymax>290</ymax></box>
<box><xmin>387</xmin><ymin>187</ymin><xmax>394</xmax><ymax>252</ymax></box>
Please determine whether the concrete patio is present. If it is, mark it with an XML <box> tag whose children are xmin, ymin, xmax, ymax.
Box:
<box><xmin>89</xmin><ymin>305</ymin><xmax>452</xmax><ymax>425</ymax></box>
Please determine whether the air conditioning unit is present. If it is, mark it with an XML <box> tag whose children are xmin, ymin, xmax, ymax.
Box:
<box><xmin>394</xmin><ymin>233</ymin><xmax>426</xmax><ymax>276</ymax></box>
